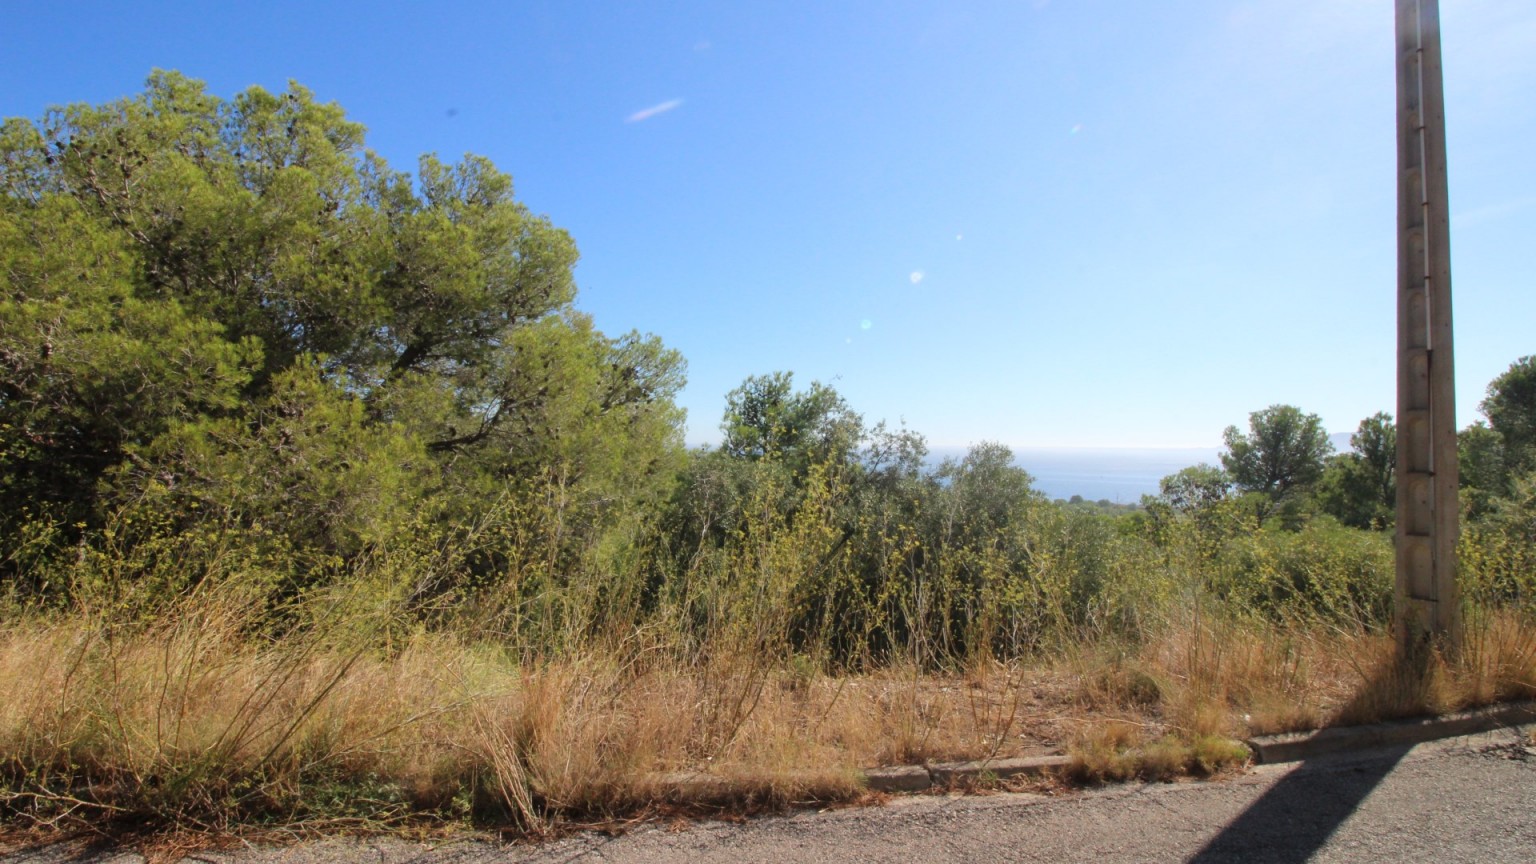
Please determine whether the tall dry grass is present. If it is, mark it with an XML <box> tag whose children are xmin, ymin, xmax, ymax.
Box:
<box><xmin>0</xmin><ymin>585</ymin><xmax>1081</xmax><ymax>834</ymax></box>
<box><xmin>4</xmin><ymin>593</ymin><xmax>1531</xmax><ymax>835</ymax></box>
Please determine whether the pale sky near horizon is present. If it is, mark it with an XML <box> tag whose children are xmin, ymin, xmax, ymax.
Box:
<box><xmin>3</xmin><ymin>1</ymin><xmax>1532</xmax><ymax>450</ymax></box>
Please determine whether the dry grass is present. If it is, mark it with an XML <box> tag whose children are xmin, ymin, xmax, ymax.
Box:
<box><xmin>0</xmin><ymin>613</ymin><xmax>1084</xmax><ymax>835</ymax></box>
<box><xmin>1110</xmin><ymin>608</ymin><xmax>1536</xmax><ymax>738</ymax></box>
<box><xmin>1457</xmin><ymin>608</ymin><xmax>1536</xmax><ymax>707</ymax></box>
<box><xmin>1056</xmin><ymin>607</ymin><xmax>1536</xmax><ymax>782</ymax></box>
<box><xmin>2</xmin><ymin>602</ymin><xmax>1533</xmax><ymax>839</ymax></box>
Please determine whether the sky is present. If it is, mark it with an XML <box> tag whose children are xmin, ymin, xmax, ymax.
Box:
<box><xmin>3</xmin><ymin>0</ymin><xmax>1533</xmax><ymax>450</ymax></box>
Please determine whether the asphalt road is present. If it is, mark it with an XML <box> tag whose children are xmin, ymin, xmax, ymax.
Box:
<box><xmin>6</xmin><ymin>725</ymin><xmax>1533</xmax><ymax>864</ymax></box>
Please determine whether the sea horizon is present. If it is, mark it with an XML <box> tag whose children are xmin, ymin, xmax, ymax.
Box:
<box><xmin>925</xmin><ymin>445</ymin><xmax>1224</xmax><ymax>504</ymax></box>
<box><xmin>682</xmin><ymin>439</ymin><xmax>1352</xmax><ymax>505</ymax></box>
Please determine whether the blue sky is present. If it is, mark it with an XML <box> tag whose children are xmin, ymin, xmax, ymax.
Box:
<box><xmin>3</xmin><ymin>0</ymin><xmax>1533</xmax><ymax>449</ymax></box>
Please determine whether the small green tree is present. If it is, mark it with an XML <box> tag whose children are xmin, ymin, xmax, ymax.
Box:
<box><xmin>1316</xmin><ymin>412</ymin><xmax>1395</xmax><ymax>530</ymax></box>
<box><xmin>721</xmin><ymin>372</ymin><xmax>862</xmax><ymax>472</ymax></box>
<box><xmin>1456</xmin><ymin>357</ymin><xmax>1536</xmax><ymax>522</ymax></box>
<box><xmin>1137</xmin><ymin>463</ymin><xmax>1244</xmax><ymax>557</ymax></box>
<box><xmin>932</xmin><ymin>442</ymin><xmax>1038</xmax><ymax>546</ymax></box>
<box><xmin>1480</xmin><ymin>356</ymin><xmax>1536</xmax><ymax>482</ymax></box>
<box><xmin>1221</xmin><ymin>404</ymin><xmax>1333</xmax><ymax>505</ymax></box>
<box><xmin>1157</xmin><ymin>463</ymin><xmax>1232</xmax><ymax>513</ymax></box>
<box><xmin>1459</xmin><ymin>421</ymin><xmax>1506</xmax><ymax>520</ymax></box>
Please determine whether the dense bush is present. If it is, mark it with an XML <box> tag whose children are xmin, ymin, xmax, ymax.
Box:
<box><xmin>1</xmin><ymin>73</ymin><xmax>684</xmax><ymax>608</ymax></box>
<box><xmin>3</xmin><ymin>75</ymin><xmax>1532</xmax><ymax>674</ymax></box>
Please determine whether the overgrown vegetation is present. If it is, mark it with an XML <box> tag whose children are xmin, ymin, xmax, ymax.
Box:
<box><xmin>2</xmin><ymin>74</ymin><xmax>1534</xmax><ymax>839</ymax></box>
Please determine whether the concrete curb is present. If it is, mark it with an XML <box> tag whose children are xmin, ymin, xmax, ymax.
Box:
<box><xmin>1244</xmin><ymin>700</ymin><xmax>1536</xmax><ymax>764</ymax></box>
<box><xmin>864</xmin><ymin>754</ymin><xmax>1071</xmax><ymax>793</ymax></box>
<box><xmin>650</xmin><ymin>701</ymin><xmax>1536</xmax><ymax>799</ymax></box>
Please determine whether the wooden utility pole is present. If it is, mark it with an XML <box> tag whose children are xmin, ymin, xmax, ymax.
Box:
<box><xmin>1394</xmin><ymin>0</ymin><xmax>1459</xmax><ymax>651</ymax></box>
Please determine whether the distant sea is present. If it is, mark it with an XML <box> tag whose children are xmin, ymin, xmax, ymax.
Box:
<box><xmin>928</xmin><ymin>447</ymin><xmax>1223</xmax><ymax>504</ymax></box>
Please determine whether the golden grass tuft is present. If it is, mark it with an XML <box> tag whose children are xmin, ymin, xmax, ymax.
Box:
<box><xmin>1062</xmin><ymin>719</ymin><xmax>1249</xmax><ymax>785</ymax></box>
<box><xmin>1457</xmin><ymin>608</ymin><xmax>1536</xmax><ymax>707</ymax></box>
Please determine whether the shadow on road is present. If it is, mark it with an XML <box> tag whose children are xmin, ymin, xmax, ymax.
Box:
<box><xmin>1188</xmin><ymin>648</ymin><xmax>1438</xmax><ymax>863</ymax></box>
<box><xmin>1185</xmin><ymin>742</ymin><xmax>1413</xmax><ymax>863</ymax></box>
